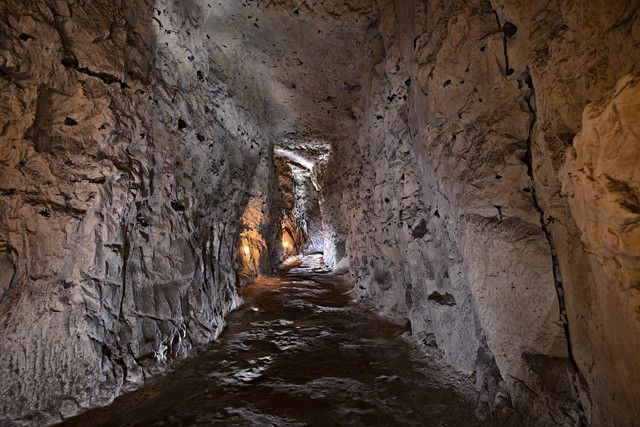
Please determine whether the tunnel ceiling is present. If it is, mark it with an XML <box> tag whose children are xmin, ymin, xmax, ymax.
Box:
<box><xmin>204</xmin><ymin>0</ymin><xmax>377</xmax><ymax>159</ymax></box>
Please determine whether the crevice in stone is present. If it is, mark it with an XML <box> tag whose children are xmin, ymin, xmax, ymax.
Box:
<box><xmin>0</xmin><ymin>245</ymin><xmax>18</xmax><ymax>307</ymax></box>
<box><xmin>507</xmin><ymin>374</ymin><xmax>539</xmax><ymax>397</ymax></box>
<box><xmin>119</xmin><ymin>217</ymin><xmax>131</xmax><ymax>320</ymax></box>
<box><xmin>522</xmin><ymin>68</ymin><xmax>588</xmax><ymax>426</ymax></box>
<box><xmin>491</xmin><ymin>7</ymin><xmax>514</xmax><ymax>76</ymax></box>
<box><xmin>115</xmin><ymin>357</ymin><xmax>128</xmax><ymax>383</ymax></box>
<box><xmin>61</xmin><ymin>57</ymin><xmax>130</xmax><ymax>89</ymax></box>
<box><xmin>98</xmin><ymin>342</ymin><xmax>123</xmax><ymax>385</ymax></box>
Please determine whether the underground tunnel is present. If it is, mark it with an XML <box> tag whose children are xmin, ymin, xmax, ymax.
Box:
<box><xmin>0</xmin><ymin>0</ymin><xmax>639</xmax><ymax>426</ymax></box>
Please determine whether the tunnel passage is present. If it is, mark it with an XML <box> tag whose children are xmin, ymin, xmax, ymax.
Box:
<box><xmin>274</xmin><ymin>143</ymin><xmax>331</xmax><ymax>257</ymax></box>
<box><xmin>237</xmin><ymin>144</ymin><xmax>330</xmax><ymax>280</ymax></box>
<box><xmin>1</xmin><ymin>0</ymin><xmax>639</xmax><ymax>426</ymax></box>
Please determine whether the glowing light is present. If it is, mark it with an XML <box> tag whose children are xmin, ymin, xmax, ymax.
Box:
<box><xmin>282</xmin><ymin>240</ymin><xmax>289</xmax><ymax>249</ymax></box>
<box><xmin>243</xmin><ymin>245</ymin><xmax>250</xmax><ymax>255</ymax></box>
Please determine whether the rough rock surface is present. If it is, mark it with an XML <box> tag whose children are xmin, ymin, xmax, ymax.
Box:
<box><xmin>0</xmin><ymin>0</ymin><xmax>277</xmax><ymax>423</ymax></box>
<box><xmin>290</xmin><ymin>164</ymin><xmax>324</xmax><ymax>254</ymax></box>
<box><xmin>560</xmin><ymin>75</ymin><xmax>640</xmax><ymax>425</ymax></box>
<box><xmin>0</xmin><ymin>0</ymin><xmax>374</xmax><ymax>423</ymax></box>
<box><xmin>273</xmin><ymin>156</ymin><xmax>301</xmax><ymax>257</ymax></box>
<box><xmin>237</xmin><ymin>157</ymin><xmax>279</xmax><ymax>283</ymax></box>
<box><xmin>321</xmin><ymin>0</ymin><xmax>640</xmax><ymax>424</ymax></box>
<box><xmin>1</xmin><ymin>0</ymin><xmax>639</xmax><ymax>425</ymax></box>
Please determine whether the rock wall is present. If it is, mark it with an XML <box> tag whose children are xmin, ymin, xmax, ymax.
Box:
<box><xmin>322</xmin><ymin>0</ymin><xmax>640</xmax><ymax>424</ymax></box>
<box><xmin>273</xmin><ymin>156</ymin><xmax>301</xmax><ymax>259</ymax></box>
<box><xmin>237</xmin><ymin>154</ymin><xmax>280</xmax><ymax>283</ymax></box>
<box><xmin>291</xmin><ymin>165</ymin><xmax>325</xmax><ymax>254</ymax></box>
<box><xmin>0</xmin><ymin>0</ymin><xmax>276</xmax><ymax>423</ymax></box>
<box><xmin>560</xmin><ymin>75</ymin><xmax>640</xmax><ymax>425</ymax></box>
<box><xmin>1</xmin><ymin>0</ymin><xmax>638</xmax><ymax>424</ymax></box>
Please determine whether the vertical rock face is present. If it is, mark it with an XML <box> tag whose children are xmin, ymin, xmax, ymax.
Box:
<box><xmin>560</xmin><ymin>75</ymin><xmax>640</xmax><ymax>425</ymax></box>
<box><xmin>0</xmin><ymin>0</ymin><xmax>276</xmax><ymax>423</ymax></box>
<box><xmin>273</xmin><ymin>156</ymin><xmax>301</xmax><ymax>258</ymax></box>
<box><xmin>274</xmin><ymin>142</ymin><xmax>331</xmax><ymax>259</ymax></box>
<box><xmin>290</xmin><ymin>165</ymin><xmax>324</xmax><ymax>254</ymax></box>
<box><xmin>237</xmin><ymin>155</ymin><xmax>279</xmax><ymax>283</ymax></box>
<box><xmin>1</xmin><ymin>0</ymin><xmax>639</xmax><ymax>425</ymax></box>
<box><xmin>321</xmin><ymin>0</ymin><xmax>640</xmax><ymax>424</ymax></box>
<box><xmin>0</xmin><ymin>0</ymin><xmax>375</xmax><ymax>423</ymax></box>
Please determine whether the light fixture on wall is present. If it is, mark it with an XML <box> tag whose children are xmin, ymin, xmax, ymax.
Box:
<box><xmin>243</xmin><ymin>245</ymin><xmax>250</xmax><ymax>255</ymax></box>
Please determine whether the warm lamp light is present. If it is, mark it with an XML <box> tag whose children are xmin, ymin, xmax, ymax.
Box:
<box><xmin>282</xmin><ymin>240</ymin><xmax>289</xmax><ymax>249</ymax></box>
<box><xmin>243</xmin><ymin>245</ymin><xmax>250</xmax><ymax>255</ymax></box>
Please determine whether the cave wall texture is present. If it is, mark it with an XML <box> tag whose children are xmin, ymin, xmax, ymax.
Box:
<box><xmin>0</xmin><ymin>0</ymin><xmax>639</xmax><ymax>425</ymax></box>
<box><xmin>273</xmin><ymin>156</ymin><xmax>301</xmax><ymax>258</ymax></box>
<box><xmin>290</xmin><ymin>164</ymin><xmax>325</xmax><ymax>254</ymax></box>
<box><xmin>321</xmin><ymin>0</ymin><xmax>640</xmax><ymax>425</ymax></box>
<box><xmin>0</xmin><ymin>0</ymin><xmax>278</xmax><ymax>423</ymax></box>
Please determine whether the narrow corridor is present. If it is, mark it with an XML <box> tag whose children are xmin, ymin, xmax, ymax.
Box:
<box><xmin>61</xmin><ymin>256</ymin><xmax>478</xmax><ymax>426</ymax></box>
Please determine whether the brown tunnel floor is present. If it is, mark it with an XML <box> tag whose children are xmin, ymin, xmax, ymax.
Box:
<box><xmin>60</xmin><ymin>256</ymin><xmax>480</xmax><ymax>426</ymax></box>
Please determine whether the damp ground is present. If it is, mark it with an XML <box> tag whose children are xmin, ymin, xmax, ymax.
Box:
<box><xmin>61</xmin><ymin>255</ymin><xmax>479</xmax><ymax>426</ymax></box>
